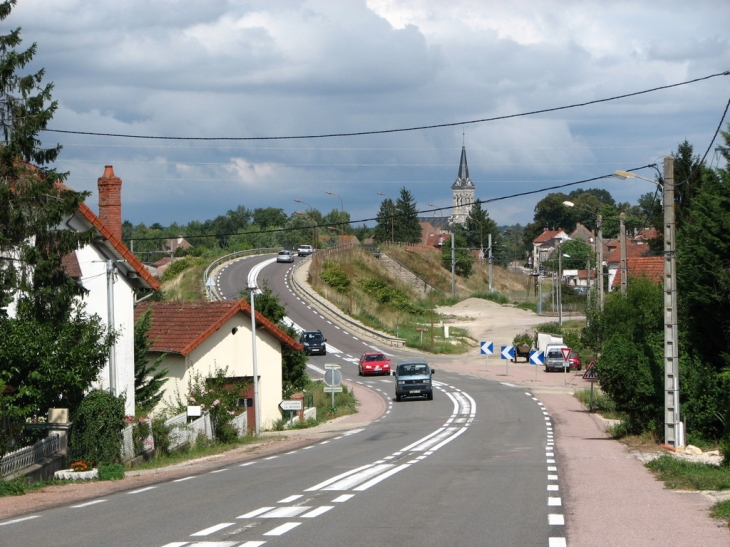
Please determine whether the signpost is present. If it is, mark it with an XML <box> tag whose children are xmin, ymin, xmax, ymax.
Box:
<box><xmin>501</xmin><ymin>345</ymin><xmax>515</xmax><ymax>375</ymax></box>
<box><xmin>583</xmin><ymin>362</ymin><xmax>599</xmax><ymax>412</ymax></box>
<box><xmin>529</xmin><ymin>350</ymin><xmax>544</xmax><ymax>380</ymax></box>
<box><xmin>416</xmin><ymin>327</ymin><xmax>428</xmax><ymax>343</ymax></box>
<box><xmin>480</xmin><ymin>341</ymin><xmax>493</xmax><ymax>371</ymax></box>
<box><xmin>279</xmin><ymin>399</ymin><xmax>303</xmax><ymax>424</ymax></box>
<box><xmin>560</xmin><ymin>346</ymin><xmax>572</xmax><ymax>385</ymax></box>
<box><xmin>324</xmin><ymin>363</ymin><xmax>342</xmax><ymax>408</ymax></box>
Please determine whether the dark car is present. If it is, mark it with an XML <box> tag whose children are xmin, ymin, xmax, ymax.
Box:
<box><xmin>393</xmin><ymin>360</ymin><xmax>434</xmax><ymax>401</ymax></box>
<box><xmin>299</xmin><ymin>330</ymin><xmax>326</xmax><ymax>356</ymax></box>
<box><xmin>358</xmin><ymin>353</ymin><xmax>391</xmax><ymax>376</ymax></box>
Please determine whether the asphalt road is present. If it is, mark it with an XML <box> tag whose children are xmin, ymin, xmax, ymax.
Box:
<box><xmin>0</xmin><ymin>254</ymin><xmax>567</xmax><ymax>547</ymax></box>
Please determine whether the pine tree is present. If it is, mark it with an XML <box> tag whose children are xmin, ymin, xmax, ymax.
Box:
<box><xmin>394</xmin><ymin>187</ymin><xmax>422</xmax><ymax>243</ymax></box>
<box><xmin>0</xmin><ymin>0</ymin><xmax>92</xmax><ymax>321</ymax></box>
<box><xmin>373</xmin><ymin>198</ymin><xmax>395</xmax><ymax>243</ymax></box>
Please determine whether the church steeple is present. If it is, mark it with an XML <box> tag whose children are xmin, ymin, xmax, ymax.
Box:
<box><xmin>449</xmin><ymin>144</ymin><xmax>476</xmax><ymax>226</ymax></box>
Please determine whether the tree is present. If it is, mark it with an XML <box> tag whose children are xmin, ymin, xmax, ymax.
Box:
<box><xmin>464</xmin><ymin>201</ymin><xmax>499</xmax><ymax>257</ymax></box>
<box><xmin>253</xmin><ymin>207</ymin><xmax>287</xmax><ymax>230</ymax></box>
<box><xmin>0</xmin><ymin>2</ymin><xmax>113</xmax><ymax>434</ymax></box>
<box><xmin>373</xmin><ymin>198</ymin><xmax>395</xmax><ymax>243</ymax></box>
<box><xmin>441</xmin><ymin>233</ymin><xmax>473</xmax><ymax>277</ymax></box>
<box><xmin>134</xmin><ymin>310</ymin><xmax>168</xmax><ymax>414</ymax></box>
<box><xmin>393</xmin><ymin>187</ymin><xmax>422</xmax><ymax>243</ymax></box>
<box><xmin>0</xmin><ymin>0</ymin><xmax>92</xmax><ymax>322</ymax></box>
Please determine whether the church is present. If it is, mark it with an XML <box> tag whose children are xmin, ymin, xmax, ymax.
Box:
<box><xmin>419</xmin><ymin>144</ymin><xmax>477</xmax><ymax>237</ymax></box>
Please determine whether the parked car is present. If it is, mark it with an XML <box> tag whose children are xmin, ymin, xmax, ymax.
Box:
<box><xmin>276</xmin><ymin>250</ymin><xmax>294</xmax><ymax>263</ymax></box>
<box><xmin>568</xmin><ymin>350</ymin><xmax>582</xmax><ymax>370</ymax></box>
<box><xmin>544</xmin><ymin>344</ymin><xmax>573</xmax><ymax>372</ymax></box>
<box><xmin>299</xmin><ymin>330</ymin><xmax>327</xmax><ymax>355</ymax></box>
<box><xmin>392</xmin><ymin>360</ymin><xmax>434</xmax><ymax>401</ymax></box>
<box><xmin>297</xmin><ymin>244</ymin><xmax>314</xmax><ymax>256</ymax></box>
<box><xmin>358</xmin><ymin>353</ymin><xmax>391</xmax><ymax>376</ymax></box>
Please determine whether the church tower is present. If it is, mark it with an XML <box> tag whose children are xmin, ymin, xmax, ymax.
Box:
<box><xmin>449</xmin><ymin>145</ymin><xmax>475</xmax><ymax>226</ymax></box>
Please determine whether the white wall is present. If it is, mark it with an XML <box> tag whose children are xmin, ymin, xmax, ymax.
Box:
<box><xmin>75</xmin><ymin>244</ymin><xmax>137</xmax><ymax>416</ymax></box>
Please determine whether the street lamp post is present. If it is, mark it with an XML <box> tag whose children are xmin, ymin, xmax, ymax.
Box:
<box><xmin>377</xmin><ymin>192</ymin><xmax>395</xmax><ymax>244</ymax></box>
<box><xmin>294</xmin><ymin>199</ymin><xmax>317</xmax><ymax>249</ymax></box>
<box><xmin>615</xmin><ymin>158</ymin><xmax>682</xmax><ymax>448</ymax></box>
<box><xmin>247</xmin><ymin>284</ymin><xmax>261</xmax><ymax>436</ymax></box>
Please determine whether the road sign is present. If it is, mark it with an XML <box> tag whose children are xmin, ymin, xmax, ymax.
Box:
<box><xmin>583</xmin><ymin>363</ymin><xmax>599</xmax><ymax>381</ymax></box>
<box><xmin>480</xmin><ymin>342</ymin><xmax>494</xmax><ymax>355</ymax></box>
<box><xmin>561</xmin><ymin>347</ymin><xmax>572</xmax><ymax>361</ymax></box>
<box><xmin>501</xmin><ymin>345</ymin><xmax>515</xmax><ymax>360</ymax></box>
<box><xmin>529</xmin><ymin>350</ymin><xmax>544</xmax><ymax>365</ymax></box>
<box><xmin>279</xmin><ymin>400</ymin><xmax>303</xmax><ymax>411</ymax></box>
<box><xmin>415</xmin><ymin>327</ymin><xmax>428</xmax><ymax>331</ymax></box>
<box><xmin>324</xmin><ymin>363</ymin><xmax>341</xmax><ymax>370</ymax></box>
<box><xmin>324</xmin><ymin>369</ymin><xmax>342</xmax><ymax>386</ymax></box>
<box><xmin>323</xmin><ymin>386</ymin><xmax>343</xmax><ymax>393</ymax></box>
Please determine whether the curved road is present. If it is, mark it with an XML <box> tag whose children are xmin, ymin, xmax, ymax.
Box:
<box><xmin>1</xmin><ymin>253</ymin><xmax>567</xmax><ymax>547</ymax></box>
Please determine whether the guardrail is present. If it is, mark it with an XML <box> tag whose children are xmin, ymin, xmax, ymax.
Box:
<box><xmin>289</xmin><ymin>246</ymin><xmax>406</xmax><ymax>348</ymax></box>
<box><xmin>1</xmin><ymin>434</ymin><xmax>61</xmax><ymax>478</ymax></box>
<box><xmin>203</xmin><ymin>247</ymin><xmax>279</xmax><ymax>301</ymax></box>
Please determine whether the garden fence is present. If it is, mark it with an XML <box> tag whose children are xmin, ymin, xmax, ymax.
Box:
<box><xmin>0</xmin><ymin>434</ymin><xmax>61</xmax><ymax>478</ymax></box>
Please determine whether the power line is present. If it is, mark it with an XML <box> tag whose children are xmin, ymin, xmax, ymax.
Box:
<box><xmin>47</xmin><ymin>72</ymin><xmax>729</xmax><ymax>142</ymax></box>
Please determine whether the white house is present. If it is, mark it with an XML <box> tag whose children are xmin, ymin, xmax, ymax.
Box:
<box><xmin>134</xmin><ymin>300</ymin><xmax>302</xmax><ymax>430</ymax></box>
<box><xmin>60</xmin><ymin>166</ymin><xmax>161</xmax><ymax>415</ymax></box>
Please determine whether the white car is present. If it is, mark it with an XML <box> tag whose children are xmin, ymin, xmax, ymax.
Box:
<box><xmin>276</xmin><ymin>250</ymin><xmax>294</xmax><ymax>263</ymax></box>
<box><xmin>297</xmin><ymin>245</ymin><xmax>314</xmax><ymax>256</ymax></box>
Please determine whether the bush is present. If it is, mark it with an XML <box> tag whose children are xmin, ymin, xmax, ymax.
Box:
<box><xmin>98</xmin><ymin>463</ymin><xmax>125</xmax><ymax>481</ymax></box>
<box><xmin>320</xmin><ymin>261</ymin><xmax>350</xmax><ymax>293</ymax></box>
<box><xmin>472</xmin><ymin>291</ymin><xmax>509</xmax><ymax>304</ymax></box>
<box><xmin>151</xmin><ymin>419</ymin><xmax>172</xmax><ymax>456</ymax></box>
<box><xmin>69</xmin><ymin>390</ymin><xmax>126</xmax><ymax>466</ymax></box>
<box><xmin>0</xmin><ymin>477</ymin><xmax>26</xmax><ymax>496</ymax></box>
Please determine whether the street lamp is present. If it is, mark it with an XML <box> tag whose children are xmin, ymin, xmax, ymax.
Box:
<box><xmin>563</xmin><ymin>200</ymin><xmax>603</xmax><ymax>308</ymax></box>
<box><xmin>246</xmin><ymin>284</ymin><xmax>261</xmax><ymax>436</ymax></box>
<box><xmin>294</xmin><ymin>199</ymin><xmax>318</xmax><ymax>249</ymax></box>
<box><xmin>428</xmin><ymin>203</ymin><xmax>442</xmax><ymax>217</ymax></box>
<box><xmin>377</xmin><ymin>192</ymin><xmax>395</xmax><ymax>244</ymax></box>
<box><xmin>615</xmin><ymin>158</ymin><xmax>682</xmax><ymax>448</ymax></box>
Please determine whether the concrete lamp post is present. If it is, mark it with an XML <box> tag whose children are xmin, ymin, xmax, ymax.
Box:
<box><xmin>294</xmin><ymin>199</ymin><xmax>318</xmax><ymax>249</ymax></box>
<box><xmin>615</xmin><ymin>158</ymin><xmax>682</xmax><ymax>448</ymax></box>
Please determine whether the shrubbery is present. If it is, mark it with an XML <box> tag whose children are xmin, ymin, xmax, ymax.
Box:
<box><xmin>69</xmin><ymin>390</ymin><xmax>126</xmax><ymax>466</ymax></box>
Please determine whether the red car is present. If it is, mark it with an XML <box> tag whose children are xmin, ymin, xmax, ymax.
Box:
<box><xmin>568</xmin><ymin>350</ymin><xmax>582</xmax><ymax>371</ymax></box>
<box><xmin>358</xmin><ymin>352</ymin><xmax>391</xmax><ymax>376</ymax></box>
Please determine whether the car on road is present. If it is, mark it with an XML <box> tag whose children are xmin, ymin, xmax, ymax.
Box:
<box><xmin>276</xmin><ymin>249</ymin><xmax>294</xmax><ymax>263</ymax></box>
<box><xmin>297</xmin><ymin>244</ymin><xmax>314</xmax><ymax>256</ymax></box>
<box><xmin>358</xmin><ymin>352</ymin><xmax>391</xmax><ymax>376</ymax></box>
<box><xmin>299</xmin><ymin>330</ymin><xmax>327</xmax><ymax>355</ymax></box>
<box><xmin>392</xmin><ymin>360</ymin><xmax>434</xmax><ymax>401</ymax></box>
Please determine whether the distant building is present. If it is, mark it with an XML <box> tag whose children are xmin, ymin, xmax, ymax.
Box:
<box><xmin>449</xmin><ymin>145</ymin><xmax>475</xmax><ymax>226</ymax></box>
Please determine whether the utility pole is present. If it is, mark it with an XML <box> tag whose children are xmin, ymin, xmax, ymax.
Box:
<box><xmin>558</xmin><ymin>240</ymin><xmax>563</xmax><ymax>326</ymax></box>
<box><xmin>619</xmin><ymin>212</ymin><xmax>627</xmax><ymax>295</ymax></box>
<box><xmin>106</xmin><ymin>260</ymin><xmax>117</xmax><ymax>396</ymax></box>
<box><xmin>488</xmin><ymin>233</ymin><xmax>493</xmax><ymax>293</ymax></box>
<box><xmin>596</xmin><ymin>214</ymin><xmax>603</xmax><ymax>309</ymax></box>
<box><xmin>451</xmin><ymin>231</ymin><xmax>456</xmax><ymax>297</ymax></box>
<box><xmin>248</xmin><ymin>286</ymin><xmax>261</xmax><ymax>436</ymax></box>
<box><xmin>663</xmin><ymin>156</ymin><xmax>682</xmax><ymax>447</ymax></box>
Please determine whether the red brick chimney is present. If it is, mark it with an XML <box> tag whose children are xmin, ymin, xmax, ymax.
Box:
<box><xmin>97</xmin><ymin>165</ymin><xmax>122</xmax><ymax>241</ymax></box>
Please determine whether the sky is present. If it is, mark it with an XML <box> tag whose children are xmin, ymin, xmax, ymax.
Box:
<box><xmin>9</xmin><ymin>0</ymin><xmax>730</xmax><ymax>229</ymax></box>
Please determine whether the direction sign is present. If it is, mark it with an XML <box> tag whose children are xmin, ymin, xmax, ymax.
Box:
<box><xmin>561</xmin><ymin>347</ymin><xmax>572</xmax><ymax>361</ymax></box>
<box><xmin>480</xmin><ymin>342</ymin><xmax>494</xmax><ymax>355</ymax></box>
<box><xmin>529</xmin><ymin>350</ymin><xmax>544</xmax><ymax>365</ymax></box>
<box><xmin>501</xmin><ymin>345</ymin><xmax>515</xmax><ymax>360</ymax></box>
<box><xmin>324</xmin><ymin>369</ymin><xmax>342</xmax><ymax>387</ymax></box>
<box><xmin>279</xmin><ymin>400</ymin><xmax>303</xmax><ymax>411</ymax></box>
<box><xmin>416</xmin><ymin>327</ymin><xmax>428</xmax><ymax>331</ymax></box>
<box><xmin>323</xmin><ymin>386</ymin><xmax>343</xmax><ymax>393</ymax></box>
<box><xmin>583</xmin><ymin>363</ymin><xmax>599</xmax><ymax>381</ymax></box>
<box><xmin>324</xmin><ymin>363</ymin><xmax>341</xmax><ymax>370</ymax></box>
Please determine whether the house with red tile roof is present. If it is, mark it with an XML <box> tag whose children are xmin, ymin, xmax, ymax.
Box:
<box><xmin>61</xmin><ymin>166</ymin><xmax>161</xmax><ymax>415</ymax></box>
<box><xmin>611</xmin><ymin>256</ymin><xmax>664</xmax><ymax>289</ymax></box>
<box><xmin>531</xmin><ymin>228</ymin><xmax>570</xmax><ymax>272</ymax></box>
<box><xmin>605</xmin><ymin>239</ymin><xmax>653</xmax><ymax>289</ymax></box>
<box><xmin>135</xmin><ymin>300</ymin><xmax>301</xmax><ymax>429</ymax></box>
